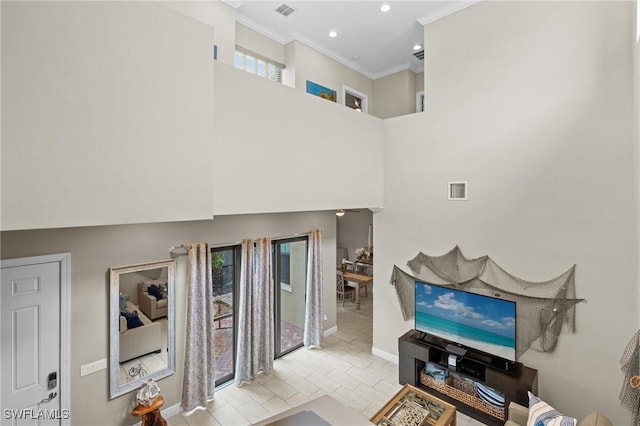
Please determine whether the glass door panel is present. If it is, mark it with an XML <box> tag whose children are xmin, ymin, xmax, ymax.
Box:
<box><xmin>274</xmin><ymin>238</ymin><xmax>307</xmax><ymax>357</ymax></box>
<box><xmin>212</xmin><ymin>247</ymin><xmax>237</xmax><ymax>386</ymax></box>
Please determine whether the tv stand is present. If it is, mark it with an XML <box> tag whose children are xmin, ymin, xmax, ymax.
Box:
<box><xmin>399</xmin><ymin>330</ymin><xmax>538</xmax><ymax>426</ymax></box>
<box><xmin>444</xmin><ymin>343</ymin><xmax>467</xmax><ymax>357</ymax></box>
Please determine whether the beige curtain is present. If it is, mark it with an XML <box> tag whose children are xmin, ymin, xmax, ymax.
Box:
<box><xmin>181</xmin><ymin>243</ymin><xmax>215</xmax><ymax>414</ymax></box>
<box><xmin>235</xmin><ymin>237</ymin><xmax>274</xmax><ymax>385</ymax></box>
<box><xmin>304</xmin><ymin>229</ymin><xmax>323</xmax><ymax>347</ymax></box>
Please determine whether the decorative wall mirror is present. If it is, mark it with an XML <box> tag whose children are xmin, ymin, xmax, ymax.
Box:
<box><xmin>109</xmin><ymin>259</ymin><xmax>176</xmax><ymax>399</ymax></box>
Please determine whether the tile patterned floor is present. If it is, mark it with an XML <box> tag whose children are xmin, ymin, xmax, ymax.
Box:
<box><xmin>169</xmin><ymin>295</ymin><xmax>486</xmax><ymax>425</ymax></box>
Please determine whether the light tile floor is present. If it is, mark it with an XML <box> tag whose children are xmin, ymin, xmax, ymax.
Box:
<box><xmin>168</xmin><ymin>294</ymin><xmax>486</xmax><ymax>425</ymax></box>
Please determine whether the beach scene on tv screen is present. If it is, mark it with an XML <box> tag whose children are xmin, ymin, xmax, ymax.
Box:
<box><xmin>415</xmin><ymin>282</ymin><xmax>516</xmax><ymax>361</ymax></box>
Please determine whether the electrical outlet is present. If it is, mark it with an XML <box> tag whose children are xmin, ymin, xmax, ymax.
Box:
<box><xmin>80</xmin><ymin>358</ymin><xmax>107</xmax><ymax>376</ymax></box>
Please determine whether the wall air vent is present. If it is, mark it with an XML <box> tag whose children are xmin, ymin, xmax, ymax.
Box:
<box><xmin>275</xmin><ymin>4</ymin><xmax>296</xmax><ymax>17</ymax></box>
<box><xmin>448</xmin><ymin>182</ymin><xmax>467</xmax><ymax>200</ymax></box>
<box><xmin>413</xmin><ymin>50</ymin><xmax>424</xmax><ymax>60</ymax></box>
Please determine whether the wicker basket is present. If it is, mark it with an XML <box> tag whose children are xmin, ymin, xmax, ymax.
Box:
<box><xmin>420</xmin><ymin>371</ymin><xmax>505</xmax><ymax>421</ymax></box>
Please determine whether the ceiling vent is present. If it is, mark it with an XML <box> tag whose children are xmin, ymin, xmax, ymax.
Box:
<box><xmin>448</xmin><ymin>182</ymin><xmax>467</xmax><ymax>200</ymax></box>
<box><xmin>412</xmin><ymin>50</ymin><xmax>424</xmax><ymax>60</ymax></box>
<box><xmin>275</xmin><ymin>4</ymin><xmax>296</xmax><ymax>17</ymax></box>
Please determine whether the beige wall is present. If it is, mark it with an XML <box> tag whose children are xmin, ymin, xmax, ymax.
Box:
<box><xmin>372</xmin><ymin>69</ymin><xmax>418</xmax><ymax>119</ymax></box>
<box><xmin>415</xmin><ymin>72</ymin><xmax>424</xmax><ymax>94</ymax></box>
<box><xmin>375</xmin><ymin>2</ymin><xmax>635</xmax><ymax>423</ymax></box>
<box><xmin>0</xmin><ymin>211</ymin><xmax>337</xmax><ymax>425</ymax></box>
<box><xmin>287</xmin><ymin>40</ymin><xmax>374</xmax><ymax>109</ymax></box>
<box><xmin>236</xmin><ymin>23</ymin><xmax>285</xmax><ymax>65</ymax></box>
<box><xmin>336</xmin><ymin>210</ymin><xmax>374</xmax><ymax>262</ymax></box>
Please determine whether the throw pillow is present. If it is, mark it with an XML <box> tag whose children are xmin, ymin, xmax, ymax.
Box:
<box><xmin>476</xmin><ymin>382</ymin><xmax>505</xmax><ymax>407</ymax></box>
<box><xmin>120</xmin><ymin>310</ymin><xmax>144</xmax><ymax>329</ymax></box>
<box><xmin>527</xmin><ymin>391</ymin><xmax>577</xmax><ymax>426</ymax></box>
<box><xmin>148</xmin><ymin>284</ymin><xmax>163</xmax><ymax>300</ymax></box>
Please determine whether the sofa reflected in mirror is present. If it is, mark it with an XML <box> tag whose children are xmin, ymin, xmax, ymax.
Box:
<box><xmin>110</xmin><ymin>260</ymin><xmax>176</xmax><ymax>399</ymax></box>
<box><xmin>139</xmin><ymin>280</ymin><xmax>168</xmax><ymax>320</ymax></box>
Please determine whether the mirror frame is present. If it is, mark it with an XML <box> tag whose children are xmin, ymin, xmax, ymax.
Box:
<box><xmin>109</xmin><ymin>259</ymin><xmax>176</xmax><ymax>399</ymax></box>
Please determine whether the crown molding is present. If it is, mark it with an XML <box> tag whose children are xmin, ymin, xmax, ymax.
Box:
<box><xmin>409</xmin><ymin>62</ymin><xmax>424</xmax><ymax>75</ymax></box>
<box><xmin>235</xmin><ymin>14</ymin><xmax>287</xmax><ymax>44</ymax></box>
<box><xmin>221</xmin><ymin>0</ymin><xmax>244</xmax><ymax>10</ymax></box>
<box><xmin>235</xmin><ymin>12</ymin><xmax>377</xmax><ymax>79</ymax></box>
<box><xmin>371</xmin><ymin>63</ymin><xmax>410</xmax><ymax>80</ymax></box>
<box><xmin>235</xmin><ymin>0</ymin><xmax>473</xmax><ymax>82</ymax></box>
<box><xmin>417</xmin><ymin>0</ymin><xmax>482</xmax><ymax>26</ymax></box>
<box><xmin>290</xmin><ymin>33</ymin><xmax>376</xmax><ymax>80</ymax></box>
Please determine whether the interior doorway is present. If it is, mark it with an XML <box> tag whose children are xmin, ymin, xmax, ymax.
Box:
<box><xmin>336</xmin><ymin>209</ymin><xmax>373</xmax><ymax>265</ymax></box>
<box><xmin>336</xmin><ymin>208</ymin><xmax>374</xmax><ymax>314</ymax></box>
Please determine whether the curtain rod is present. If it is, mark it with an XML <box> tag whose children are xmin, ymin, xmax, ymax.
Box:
<box><xmin>169</xmin><ymin>231</ymin><xmax>315</xmax><ymax>255</ymax></box>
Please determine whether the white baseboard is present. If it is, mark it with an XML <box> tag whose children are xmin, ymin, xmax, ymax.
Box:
<box><xmin>324</xmin><ymin>326</ymin><xmax>337</xmax><ymax>337</ymax></box>
<box><xmin>162</xmin><ymin>401</ymin><xmax>183</xmax><ymax>420</ymax></box>
<box><xmin>372</xmin><ymin>346</ymin><xmax>399</xmax><ymax>364</ymax></box>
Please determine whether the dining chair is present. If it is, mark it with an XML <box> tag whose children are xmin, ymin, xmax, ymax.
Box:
<box><xmin>336</xmin><ymin>271</ymin><xmax>355</xmax><ymax>307</ymax></box>
<box><xmin>355</xmin><ymin>261</ymin><xmax>372</xmax><ymax>299</ymax></box>
<box><xmin>355</xmin><ymin>261</ymin><xmax>372</xmax><ymax>275</ymax></box>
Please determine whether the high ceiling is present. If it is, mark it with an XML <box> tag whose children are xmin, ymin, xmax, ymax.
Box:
<box><xmin>232</xmin><ymin>1</ymin><xmax>478</xmax><ymax>80</ymax></box>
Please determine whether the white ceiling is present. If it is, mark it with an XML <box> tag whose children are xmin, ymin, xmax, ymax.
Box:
<box><xmin>231</xmin><ymin>1</ymin><xmax>479</xmax><ymax>80</ymax></box>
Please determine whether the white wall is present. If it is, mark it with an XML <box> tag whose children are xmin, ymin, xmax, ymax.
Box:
<box><xmin>1</xmin><ymin>2</ymin><xmax>387</xmax><ymax>230</ymax></box>
<box><xmin>375</xmin><ymin>2</ymin><xmax>635</xmax><ymax>423</ymax></box>
<box><xmin>635</xmin><ymin>0</ymin><xmax>640</xmax><ymax>333</ymax></box>
<box><xmin>336</xmin><ymin>210</ymin><xmax>373</xmax><ymax>262</ymax></box>
<box><xmin>0</xmin><ymin>211</ymin><xmax>337</xmax><ymax>425</ymax></box>
<box><xmin>163</xmin><ymin>1</ymin><xmax>236</xmax><ymax>66</ymax></box>
<box><xmin>1</xmin><ymin>2</ymin><xmax>216</xmax><ymax>231</ymax></box>
<box><xmin>212</xmin><ymin>63</ymin><xmax>384</xmax><ymax>215</ymax></box>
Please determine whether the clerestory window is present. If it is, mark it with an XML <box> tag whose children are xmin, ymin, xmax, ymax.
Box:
<box><xmin>234</xmin><ymin>47</ymin><xmax>284</xmax><ymax>83</ymax></box>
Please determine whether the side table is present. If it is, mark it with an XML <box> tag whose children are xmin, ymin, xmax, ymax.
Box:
<box><xmin>132</xmin><ymin>395</ymin><xmax>167</xmax><ymax>426</ymax></box>
<box><xmin>370</xmin><ymin>384</ymin><xmax>457</xmax><ymax>426</ymax></box>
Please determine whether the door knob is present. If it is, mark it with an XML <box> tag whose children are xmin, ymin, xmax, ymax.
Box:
<box><xmin>39</xmin><ymin>392</ymin><xmax>57</xmax><ymax>404</ymax></box>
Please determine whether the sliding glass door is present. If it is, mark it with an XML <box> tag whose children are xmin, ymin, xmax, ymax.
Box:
<box><xmin>273</xmin><ymin>237</ymin><xmax>308</xmax><ymax>358</ymax></box>
<box><xmin>211</xmin><ymin>246</ymin><xmax>239</xmax><ymax>386</ymax></box>
<box><xmin>212</xmin><ymin>237</ymin><xmax>308</xmax><ymax>386</ymax></box>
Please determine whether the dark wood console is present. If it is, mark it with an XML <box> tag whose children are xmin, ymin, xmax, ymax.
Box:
<box><xmin>399</xmin><ymin>330</ymin><xmax>537</xmax><ymax>426</ymax></box>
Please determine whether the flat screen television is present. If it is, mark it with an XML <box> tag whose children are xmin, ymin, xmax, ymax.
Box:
<box><xmin>415</xmin><ymin>281</ymin><xmax>517</xmax><ymax>362</ymax></box>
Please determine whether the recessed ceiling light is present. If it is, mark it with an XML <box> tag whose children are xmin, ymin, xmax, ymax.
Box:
<box><xmin>413</xmin><ymin>44</ymin><xmax>423</xmax><ymax>51</ymax></box>
<box><xmin>380</xmin><ymin>4</ymin><xmax>391</xmax><ymax>12</ymax></box>
<box><xmin>329</xmin><ymin>30</ymin><xmax>338</xmax><ymax>38</ymax></box>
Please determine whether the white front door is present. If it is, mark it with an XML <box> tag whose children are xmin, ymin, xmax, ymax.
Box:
<box><xmin>1</xmin><ymin>261</ymin><xmax>61</xmax><ymax>425</ymax></box>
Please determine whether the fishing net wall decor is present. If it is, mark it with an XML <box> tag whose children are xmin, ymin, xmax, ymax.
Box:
<box><xmin>390</xmin><ymin>246</ymin><xmax>585</xmax><ymax>359</ymax></box>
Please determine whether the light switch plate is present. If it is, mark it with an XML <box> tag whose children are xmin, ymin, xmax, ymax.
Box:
<box><xmin>80</xmin><ymin>358</ymin><xmax>107</xmax><ymax>376</ymax></box>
